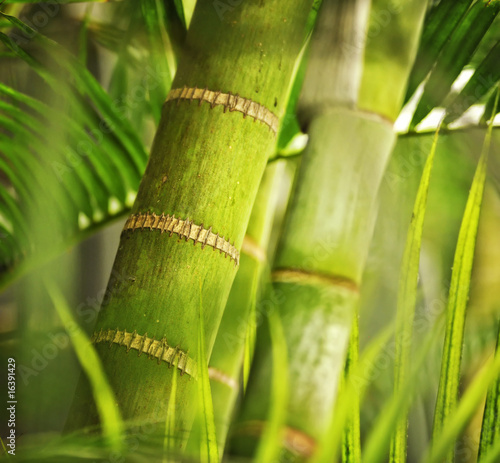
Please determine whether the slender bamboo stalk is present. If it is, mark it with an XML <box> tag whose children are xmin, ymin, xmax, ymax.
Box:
<box><xmin>207</xmin><ymin>161</ymin><xmax>286</xmax><ymax>455</ymax></box>
<box><xmin>231</xmin><ymin>0</ymin><xmax>427</xmax><ymax>459</ymax></box>
<box><xmin>67</xmin><ymin>0</ymin><xmax>316</xmax><ymax>445</ymax></box>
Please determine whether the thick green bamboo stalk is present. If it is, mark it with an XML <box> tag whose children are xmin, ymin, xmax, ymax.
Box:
<box><xmin>67</xmin><ymin>0</ymin><xmax>315</xmax><ymax>443</ymax></box>
<box><xmin>231</xmin><ymin>0</ymin><xmax>427</xmax><ymax>459</ymax></box>
<box><xmin>207</xmin><ymin>161</ymin><xmax>286</xmax><ymax>454</ymax></box>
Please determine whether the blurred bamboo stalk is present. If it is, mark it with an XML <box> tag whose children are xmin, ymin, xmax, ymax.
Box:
<box><xmin>231</xmin><ymin>0</ymin><xmax>427</xmax><ymax>459</ymax></box>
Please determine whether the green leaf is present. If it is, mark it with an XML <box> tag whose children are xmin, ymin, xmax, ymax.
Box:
<box><xmin>362</xmin><ymin>327</ymin><xmax>439</xmax><ymax>463</ymax></box>
<box><xmin>425</xmin><ymin>333</ymin><xmax>500</xmax><ymax>463</ymax></box>
<box><xmin>431</xmin><ymin>86</ymin><xmax>499</xmax><ymax>461</ymax></box>
<box><xmin>44</xmin><ymin>278</ymin><xmax>124</xmax><ymax>451</ymax></box>
<box><xmin>141</xmin><ymin>0</ymin><xmax>174</xmax><ymax>123</ymax></box>
<box><xmin>405</xmin><ymin>0</ymin><xmax>473</xmax><ymax>103</ymax></box>
<box><xmin>312</xmin><ymin>323</ymin><xmax>394</xmax><ymax>463</ymax></box>
<box><xmin>410</xmin><ymin>1</ymin><xmax>500</xmax><ymax>129</ymax></box>
<box><xmin>163</xmin><ymin>353</ymin><xmax>179</xmax><ymax>461</ymax></box>
<box><xmin>478</xmin><ymin>323</ymin><xmax>500</xmax><ymax>460</ymax></box>
<box><xmin>0</xmin><ymin>13</ymin><xmax>148</xmax><ymax>173</ymax></box>
<box><xmin>342</xmin><ymin>314</ymin><xmax>361</xmax><ymax>463</ymax></box>
<box><xmin>255</xmin><ymin>305</ymin><xmax>289</xmax><ymax>463</ymax></box>
<box><xmin>445</xmin><ymin>40</ymin><xmax>500</xmax><ymax>123</ymax></box>
<box><xmin>197</xmin><ymin>281</ymin><xmax>219</xmax><ymax>463</ymax></box>
<box><xmin>390</xmin><ymin>122</ymin><xmax>441</xmax><ymax>462</ymax></box>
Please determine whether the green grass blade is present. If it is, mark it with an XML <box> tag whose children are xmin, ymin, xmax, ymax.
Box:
<box><xmin>362</xmin><ymin>325</ymin><xmax>440</xmax><ymax>463</ymax></box>
<box><xmin>254</xmin><ymin>306</ymin><xmax>289</xmax><ymax>463</ymax></box>
<box><xmin>479</xmin><ymin>323</ymin><xmax>500</xmax><ymax>460</ymax></box>
<box><xmin>425</xmin><ymin>339</ymin><xmax>500</xmax><ymax>463</ymax></box>
<box><xmin>431</xmin><ymin>86</ymin><xmax>499</xmax><ymax>460</ymax></box>
<box><xmin>242</xmin><ymin>264</ymin><xmax>263</xmax><ymax>393</ymax></box>
<box><xmin>312</xmin><ymin>323</ymin><xmax>394</xmax><ymax>463</ymax></box>
<box><xmin>197</xmin><ymin>282</ymin><xmax>219</xmax><ymax>463</ymax></box>
<box><xmin>390</xmin><ymin>122</ymin><xmax>442</xmax><ymax>462</ymax></box>
<box><xmin>43</xmin><ymin>278</ymin><xmax>123</xmax><ymax>451</ymax></box>
<box><xmin>163</xmin><ymin>355</ymin><xmax>179</xmax><ymax>462</ymax></box>
<box><xmin>342</xmin><ymin>314</ymin><xmax>361</xmax><ymax>463</ymax></box>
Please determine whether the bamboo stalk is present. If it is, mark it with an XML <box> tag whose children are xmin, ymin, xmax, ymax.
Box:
<box><xmin>207</xmin><ymin>161</ymin><xmax>286</xmax><ymax>455</ymax></box>
<box><xmin>231</xmin><ymin>0</ymin><xmax>428</xmax><ymax>459</ymax></box>
<box><xmin>67</xmin><ymin>0</ymin><xmax>316</xmax><ymax>446</ymax></box>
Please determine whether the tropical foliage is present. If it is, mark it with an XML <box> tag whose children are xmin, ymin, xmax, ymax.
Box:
<box><xmin>0</xmin><ymin>1</ymin><xmax>499</xmax><ymax>462</ymax></box>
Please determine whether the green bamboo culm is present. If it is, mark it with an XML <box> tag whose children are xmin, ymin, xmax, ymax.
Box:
<box><xmin>231</xmin><ymin>0</ymin><xmax>377</xmax><ymax>459</ymax></box>
<box><xmin>231</xmin><ymin>0</ymin><xmax>427</xmax><ymax>459</ymax></box>
<box><xmin>188</xmin><ymin>162</ymin><xmax>286</xmax><ymax>456</ymax></box>
<box><xmin>67</xmin><ymin>0</ymin><xmax>316</xmax><ymax>445</ymax></box>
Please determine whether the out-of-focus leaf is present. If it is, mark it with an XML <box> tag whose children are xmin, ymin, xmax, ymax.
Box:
<box><xmin>45</xmin><ymin>278</ymin><xmax>124</xmax><ymax>451</ymax></box>
<box><xmin>478</xmin><ymin>323</ymin><xmax>500</xmax><ymax>460</ymax></box>
<box><xmin>390</xmin><ymin>123</ymin><xmax>441</xmax><ymax>462</ymax></box>
<box><xmin>255</xmin><ymin>306</ymin><xmax>289</xmax><ymax>463</ymax></box>
<box><xmin>431</xmin><ymin>88</ymin><xmax>499</xmax><ymax>461</ymax></box>
<box><xmin>141</xmin><ymin>0</ymin><xmax>174</xmax><ymax>122</ymax></box>
<box><xmin>0</xmin><ymin>13</ymin><xmax>148</xmax><ymax>172</ymax></box>
<box><xmin>196</xmin><ymin>283</ymin><xmax>219</xmax><ymax>463</ymax></box>
<box><xmin>445</xmin><ymin>41</ymin><xmax>500</xmax><ymax>123</ymax></box>
<box><xmin>410</xmin><ymin>1</ymin><xmax>500</xmax><ymax>129</ymax></box>
<box><xmin>405</xmin><ymin>0</ymin><xmax>473</xmax><ymax>103</ymax></box>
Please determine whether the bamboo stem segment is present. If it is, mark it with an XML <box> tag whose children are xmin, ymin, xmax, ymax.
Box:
<box><xmin>67</xmin><ymin>0</ymin><xmax>316</xmax><ymax>445</ymax></box>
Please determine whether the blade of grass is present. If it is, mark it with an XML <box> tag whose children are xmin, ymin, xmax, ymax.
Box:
<box><xmin>254</xmin><ymin>303</ymin><xmax>289</xmax><ymax>463</ymax></box>
<box><xmin>425</xmin><ymin>340</ymin><xmax>500</xmax><ymax>463</ymax></box>
<box><xmin>362</xmin><ymin>323</ymin><xmax>442</xmax><ymax>463</ymax></box>
<box><xmin>312</xmin><ymin>322</ymin><xmax>394</xmax><ymax>463</ymax></box>
<box><xmin>478</xmin><ymin>322</ymin><xmax>500</xmax><ymax>460</ymax></box>
<box><xmin>342</xmin><ymin>313</ymin><xmax>361</xmax><ymax>463</ymax></box>
<box><xmin>163</xmin><ymin>355</ymin><xmax>179</xmax><ymax>462</ymax></box>
<box><xmin>431</xmin><ymin>87</ymin><xmax>499</xmax><ymax>462</ymax></box>
<box><xmin>197</xmin><ymin>281</ymin><xmax>219</xmax><ymax>463</ymax></box>
<box><xmin>44</xmin><ymin>278</ymin><xmax>123</xmax><ymax>451</ymax></box>
<box><xmin>390</xmin><ymin>121</ymin><xmax>442</xmax><ymax>462</ymax></box>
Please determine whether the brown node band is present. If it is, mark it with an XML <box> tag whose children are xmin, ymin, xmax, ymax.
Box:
<box><xmin>232</xmin><ymin>420</ymin><xmax>316</xmax><ymax>458</ymax></box>
<box><xmin>122</xmin><ymin>212</ymin><xmax>240</xmax><ymax>266</ymax></box>
<box><xmin>92</xmin><ymin>328</ymin><xmax>197</xmax><ymax>378</ymax></box>
<box><xmin>208</xmin><ymin>366</ymin><xmax>238</xmax><ymax>390</ymax></box>
<box><xmin>165</xmin><ymin>87</ymin><xmax>279</xmax><ymax>134</ymax></box>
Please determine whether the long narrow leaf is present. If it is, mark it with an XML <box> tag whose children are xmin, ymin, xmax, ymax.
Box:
<box><xmin>44</xmin><ymin>278</ymin><xmax>124</xmax><ymax>451</ymax></box>
<box><xmin>390</xmin><ymin>122</ymin><xmax>442</xmax><ymax>462</ymax></box>
<box><xmin>255</xmin><ymin>307</ymin><xmax>289</xmax><ymax>463</ymax></box>
<box><xmin>478</xmin><ymin>322</ymin><xmax>500</xmax><ymax>460</ymax></box>
<box><xmin>431</xmin><ymin>86</ymin><xmax>499</xmax><ymax>460</ymax></box>
<box><xmin>342</xmin><ymin>313</ymin><xmax>361</xmax><ymax>463</ymax></box>
<box><xmin>410</xmin><ymin>1</ymin><xmax>500</xmax><ymax>128</ymax></box>
<box><xmin>197</xmin><ymin>282</ymin><xmax>219</xmax><ymax>463</ymax></box>
<box><xmin>425</xmin><ymin>339</ymin><xmax>500</xmax><ymax>463</ymax></box>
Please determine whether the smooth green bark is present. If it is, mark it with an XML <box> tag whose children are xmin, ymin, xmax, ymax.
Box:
<box><xmin>209</xmin><ymin>162</ymin><xmax>285</xmax><ymax>454</ymax></box>
<box><xmin>231</xmin><ymin>0</ymin><xmax>428</xmax><ymax>459</ymax></box>
<box><xmin>68</xmin><ymin>0</ymin><xmax>315</xmax><ymax>443</ymax></box>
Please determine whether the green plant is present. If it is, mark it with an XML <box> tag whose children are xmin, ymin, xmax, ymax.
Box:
<box><xmin>0</xmin><ymin>1</ymin><xmax>500</xmax><ymax>462</ymax></box>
